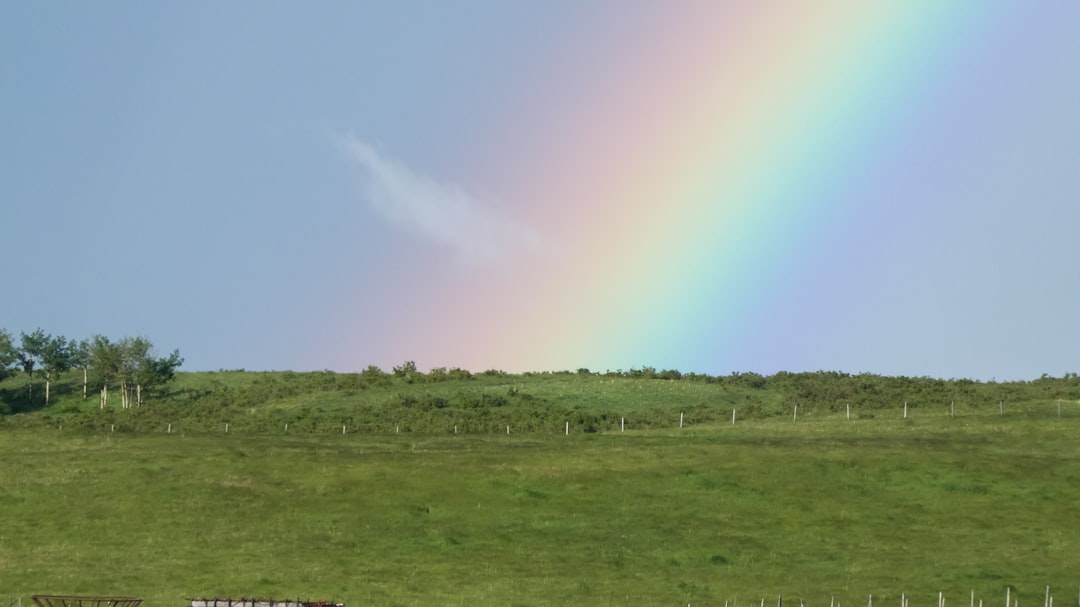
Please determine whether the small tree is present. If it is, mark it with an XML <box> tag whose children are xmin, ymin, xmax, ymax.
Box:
<box><xmin>393</xmin><ymin>360</ymin><xmax>421</xmax><ymax>384</ymax></box>
<box><xmin>393</xmin><ymin>360</ymin><xmax>418</xmax><ymax>376</ymax></box>
<box><xmin>360</xmin><ymin>364</ymin><xmax>391</xmax><ymax>387</ymax></box>
<box><xmin>40</xmin><ymin>335</ymin><xmax>73</xmax><ymax>406</ymax></box>
<box><xmin>90</xmin><ymin>334</ymin><xmax>120</xmax><ymax>409</ymax></box>
<box><xmin>18</xmin><ymin>328</ymin><xmax>48</xmax><ymax>403</ymax></box>
<box><xmin>133</xmin><ymin>348</ymin><xmax>183</xmax><ymax>406</ymax></box>
<box><xmin>116</xmin><ymin>337</ymin><xmax>151</xmax><ymax>408</ymax></box>
<box><xmin>0</xmin><ymin>329</ymin><xmax>17</xmax><ymax>380</ymax></box>
<box><xmin>71</xmin><ymin>338</ymin><xmax>92</xmax><ymax>400</ymax></box>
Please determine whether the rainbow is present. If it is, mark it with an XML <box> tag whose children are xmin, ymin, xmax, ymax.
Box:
<box><xmin>348</xmin><ymin>2</ymin><xmax>1008</xmax><ymax>375</ymax></box>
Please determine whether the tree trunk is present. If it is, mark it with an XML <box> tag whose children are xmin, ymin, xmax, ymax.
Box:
<box><xmin>100</xmin><ymin>384</ymin><xmax>107</xmax><ymax>410</ymax></box>
<box><xmin>82</xmin><ymin>367</ymin><xmax>88</xmax><ymax>400</ymax></box>
<box><xmin>137</xmin><ymin>383</ymin><xmax>142</xmax><ymax>407</ymax></box>
<box><xmin>45</xmin><ymin>374</ymin><xmax>51</xmax><ymax>407</ymax></box>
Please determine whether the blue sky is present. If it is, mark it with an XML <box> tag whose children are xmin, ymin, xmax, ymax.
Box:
<box><xmin>2</xmin><ymin>2</ymin><xmax>1079</xmax><ymax>380</ymax></box>
<box><xmin>1</xmin><ymin>3</ymin><xmax>573</xmax><ymax>370</ymax></box>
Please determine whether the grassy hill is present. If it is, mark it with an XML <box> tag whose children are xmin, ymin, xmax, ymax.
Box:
<box><xmin>2</xmin><ymin>368</ymin><xmax>1078</xmax><ymax>434</ymax></box>
<box><xmin>1</xmin><ymin>369</ymin><xmax>1079</xmax><ymax>605</ymax></box>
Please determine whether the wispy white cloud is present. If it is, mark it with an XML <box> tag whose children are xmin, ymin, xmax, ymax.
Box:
<box><xmin>339</xmin><ymin>134</ymin><xmax>543</xmax><ymax>266</ymax></box>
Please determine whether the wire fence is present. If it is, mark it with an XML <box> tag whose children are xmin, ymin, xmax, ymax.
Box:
<box><xmin>696</xmin><ymin>587</ymin><xmax>1080</xmax><ymax>607</ymax></box>
<box><xmin>35</xmin><ymin>397</ymin><xmax>1078</xmax><ymax>436</ymax></box>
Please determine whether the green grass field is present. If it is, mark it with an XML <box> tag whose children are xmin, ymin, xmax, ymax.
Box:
<box><xmin>2</xmin><ymin>414</ymin><xmax>1078</xmax><ymax>607</ymax></box>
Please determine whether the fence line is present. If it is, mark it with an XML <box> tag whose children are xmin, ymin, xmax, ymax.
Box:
<box><xmin>30</xmin><ymin>399</ymin><xmax>1080</xmax><ymax>436</ymax></box>
<box><xmin>689</xmin><ymin>587</ymin><xmax>1078</xmax><ymax>607</ymax></box>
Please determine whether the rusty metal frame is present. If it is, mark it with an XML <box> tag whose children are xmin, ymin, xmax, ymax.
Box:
<box><xmin>32</xmin><ymin>597</ymin><xmax>142</xmax><ymax>607</ymax></box>
<box><xmin>188</xmin><ymin>599</ymin><xmax>343</xmax><ymax>607</ymax></box>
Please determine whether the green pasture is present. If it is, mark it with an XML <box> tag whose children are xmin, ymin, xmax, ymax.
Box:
<box><xmin>2</xmin><ymin>416</ymin><xmax>1078</xmax><ymax>607</ymax></box>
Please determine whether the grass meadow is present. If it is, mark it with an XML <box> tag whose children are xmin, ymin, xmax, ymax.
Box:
<box><xmin>2</xmin><ymin>414</ymin><xmax>1078</xmax><ymax>607</ymax></box>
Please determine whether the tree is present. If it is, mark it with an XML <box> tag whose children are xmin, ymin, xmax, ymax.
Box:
<box><xmin>116</xmin><ymin>337</ymin><xmax>151</xmax><ymax>409</ymax></box>
<box><xmin>90</xmin><ymin>334</ymin><xmax>120</xmax><ymax>409</ymax></box>
<box><xmin>0</xmin><ymin>329</ymin><xmax>17</xmax><ymax>380</ymax></box>
<box><xmin>70</xmin><ymin>338</ymin><xmax>92</xmax><ymax>400</ymax></box>
<box><xmin>133</xmin><ymin>349</ymin><xmax>184</xmax><ymax>406</ymax></box>
<box><xmin>18</xmin><ymin>328</ymin><xmax>48</xmax><ymax>403</ymax></box>
<box><xmin>40</xmin><ymin>334</ymin><xmax>73</xmax><ymax>406</ymax></box>
<box><xmin>86</xmin><ymin>335</ymin><xmax>182</xmax><ymax>409</ymax></box>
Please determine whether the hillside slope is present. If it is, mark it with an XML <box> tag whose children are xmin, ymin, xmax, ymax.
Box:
<box><xmin>2</xmin><ymin>368</ymin><xmax>1078</xmax><ymax>433</ymax></box>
